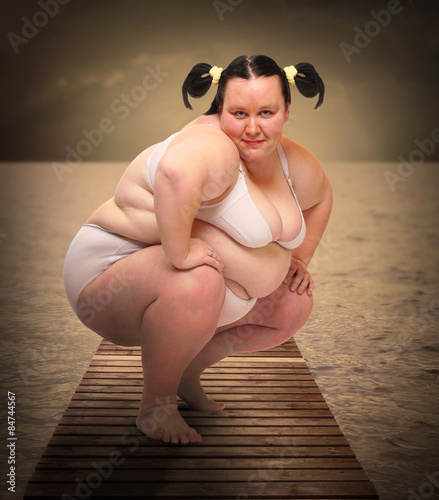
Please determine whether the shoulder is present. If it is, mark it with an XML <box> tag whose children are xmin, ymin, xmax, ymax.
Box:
<box><xmin>280</xmin><ymin>135</ymin><xmax>330</xmax><ymax>210</ymax></box>
<box><xmin>162</xmin><ymin>125</ymin><xmax>239</xmax><ymax>178</ymax></box>
<box><xmin>168</xmin><ymin>125</ymin><xmax>238</xmax><ymax>164</ymax></box>
<box><xmin>157</xmin><ymin>125</ymin><xmax>240</xmax><ymax>198</ymax></box>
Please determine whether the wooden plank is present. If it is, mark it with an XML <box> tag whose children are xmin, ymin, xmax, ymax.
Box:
<box><xmin>91</xmin><ymin>356</ymin><xmax>305</xmax><ymax>363</ymax></box>
<box><xmin>71</xmin><ymin>386</ymin><xmax>322</xmax><ymax>397</ymax></box>
<box><xmin>70</xmin><ymin>398</ymin><xmax>329</xmax><ymax>410</ymax></box>
<box><xmin>58</xmin><ymin>415</ymin><xmax>339</xmax><ymax>426</ymax></box>
<box><xmin>45</xmin><ymin>434</ymin><xmax>351</xmax><ymax>447</ymax></box>
<box><xmin>87</xmin><ymin>361</ymin><xmax>306</xmax><ymax>375</ymax></box>
<box><xmin>35</xmin><ymin>456</ymin><xmax>363</xmax><ymax>469</ymax></box>
<box><xmin>53</xmin><ymin>425</ymin><xmax>343</xmax><ymax>436</ymax></box>
<box><xmin>24</xmin><ymin>338</ymin><xmax>379</xmax><ymax>500</ymax></box>
<box><xmin>78</xmin><ymin>383</ymin><xmax>324</xmax><ymax>394</ymax></box>
<box><xmin>29</xmin><ymin>468</ymin><xmax>370</xmax><ymax>482</ymax></box>
<box><xmin>88</xmin><ymin>365</ymin><xmax>313</xmax><ymax>377</ymax></box>
<box><xmin>25</xmin><ymin>481</ymin><xmax>379</xmax><ymax>498</ymax></box>
<box><xmin>75</xmin><ymin>388</ymin><xmax>326</xmax><ymax>401</ymax></box>
<box><xmin>93</xmin><ymin>349</ymin><xmax>304</xmax><ymax>357</ymax></box>
<box><xmin>76</xmin><ymin>380</ymin><xmax>317</xmax><ymax>394</ymax></box>
<box><xmin>34</xmin><ymin>445</ymin><xmax>357</xmax><ymax>458</ymax></box>
<box><xmin>75</xmin><ymin>379</ymin><xmax>320</xmax><ymax>392</ymax></box>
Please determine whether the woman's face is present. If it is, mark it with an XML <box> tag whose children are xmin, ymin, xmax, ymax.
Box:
<box><xmin>219</xmin><ymin>75</ymin><xmax>290</xmax><ymax>164</ymax></box>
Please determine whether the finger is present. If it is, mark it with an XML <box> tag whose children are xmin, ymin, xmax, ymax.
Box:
<box><xmin>297</xmin><ymin>277</ymin><xmax>309</xmax><ymax>295</ymax></box>
<box><xmin>283</xmin><ymin>266</ymin><xmax>299</xmax><ymax>284</ymax></box>
<box><xmin>208</xmin><ymin>259</ymin><xmax>223</xmax><ymax>272</ymax></box>
<box><xmin>207</xmin><ymin>248</ymin><xmax>220</xmax><ymax>263</ymax></box>
<box><xmin>298</xmin><ymin>273</ymin><xmax>314</xmax><ymax>296</ymax></box>
<box><xmin>289</xmin><ymin>271</ymin><xmax>304</xmax><ymax>292</ymax></box>
<box><xmin>207</xmin><ymin>247</ymin><xmax>224</xmax><ymax>269</ymax></box>
<box><xmin>206</xmin><ymin>254</ymin><xmax>224</xmax><ymax>272</ymax></box>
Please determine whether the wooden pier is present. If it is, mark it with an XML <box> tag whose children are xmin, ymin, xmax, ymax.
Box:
<box><xmin>24</xmin><ymin>338</ymin><xmax>379</xmax><ymax>499</ymax></box>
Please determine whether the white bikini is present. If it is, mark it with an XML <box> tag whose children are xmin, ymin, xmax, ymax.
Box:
<box><xmin>63</xmin><ymin>129</ymin><xmax>306</xmax><ymax>327</ymax></box>
<box><xmin>146</xmin><ymin>129</ymin><xmax>306</xmax><ymax>249</ymax></box>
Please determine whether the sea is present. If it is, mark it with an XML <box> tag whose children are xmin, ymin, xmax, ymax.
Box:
<box><xmin>0</xmin><ymin>161</ymin><xmax>438</xmax><ymax>499</ymax></box>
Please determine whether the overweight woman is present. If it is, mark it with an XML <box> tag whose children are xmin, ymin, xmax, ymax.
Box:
<box><xmin>63</xmin><ymin>55</ymin><xmax>332</xmax><ymax>444</ymax></box>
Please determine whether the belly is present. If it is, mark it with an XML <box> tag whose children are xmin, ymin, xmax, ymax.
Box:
<box><xmin>88</xmin><ymin>201</ymin><xmax>291</xmax><ymax>300</ymax></box>
<box><xmin>191</xmin><ymin>220</ymin><xmax>291</xmax><ymax>299</ymax></box>
<box><xmin>86</xmin><ymin>198</ymin><xmax>161</xmax><ymax>244</ymax></box>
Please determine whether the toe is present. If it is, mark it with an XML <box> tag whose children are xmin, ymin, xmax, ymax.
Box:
<box><xmin>179</xmin><ymin>430</ymin><xmax>190</xmax><ymax>445</ymax></box>
<box><xmin>162</xmin><ymin>427</ymin><xmax>171</xmax><ymax>443</ymax></box>
<box><xmin>155</xmin><ymin>426</ymin><xmax>164</xmax><ymax>441</ymax></box>
<box><xmin>188</xmin><ymin>429</ymin><xmax>202</xmax><ymax>443</ymax></box>
<box><xmin>170</xmin><ymin>431</ymin><xmax>179</xmax><ymax>444</ymax></box>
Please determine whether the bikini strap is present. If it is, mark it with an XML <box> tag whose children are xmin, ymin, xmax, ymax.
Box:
<box><xmin>276</xmin><ymin>143</ymin><xmax>290</xmax><ymax>181</ymax></box>
<box><xmin>277</xmin><ymin>143</ymin><xmax>298</xmax><ymax>195</ymax></box>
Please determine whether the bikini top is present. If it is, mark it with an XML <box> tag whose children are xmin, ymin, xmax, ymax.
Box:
<box><xmin>146</xmin><ymin>129</ymin><xmax>306</xmax><ymax>250</ymax></box>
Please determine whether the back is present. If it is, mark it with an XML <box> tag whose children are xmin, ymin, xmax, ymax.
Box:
<box><xmin>86</xmin><ymin>125</ymin><xmax>240</xmax><ymax>243</ymax></box>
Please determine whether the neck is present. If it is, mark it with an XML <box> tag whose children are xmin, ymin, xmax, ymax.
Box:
<box><xmin>242</xmin><ymin>148</ymin><xmax>280</xmax><ymax>182</ymax></box>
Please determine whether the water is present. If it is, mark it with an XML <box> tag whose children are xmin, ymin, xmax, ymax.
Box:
<box><xmin>0</xmin><ymin>161</ymin><xmax>438</xmax><ymax>499</ymax></box>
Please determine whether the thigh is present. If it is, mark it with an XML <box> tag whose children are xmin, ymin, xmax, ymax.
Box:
<box><xmin>76</xmin><ymin>245</ymin><xmax>178</xmax><ymax>345</ymax></box>
<box><xmin>77</xmin><ymin>244</ymin><xmax>227</xmax><ymax>346</ymax></box>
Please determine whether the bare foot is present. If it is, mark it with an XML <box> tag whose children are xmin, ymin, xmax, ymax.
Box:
<box><xmin>178</xmin><ymin>372</ymin><xmax>225</xmax><ymax>411</ymax></box>
<box><xmin>136</xmin><ymin>402</ymin><xmax>202</xmax><ymax>444</ymax></box>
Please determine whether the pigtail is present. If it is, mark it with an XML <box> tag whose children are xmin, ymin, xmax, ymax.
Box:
<box><xmin>293</xmin><ymin>62</ymin><xmax>325</xmax><ymax>109</ymax></box>
<box><xmin>182</xmin><ymin>63</ymin><xmax>215</xmax><ymax>110</ymax></box>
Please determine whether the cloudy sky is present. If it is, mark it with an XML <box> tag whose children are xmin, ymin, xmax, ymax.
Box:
<box><xmin>2</xmin><ymin>0</ymin><xmax>438</xmax><ymax>162</ymax></box>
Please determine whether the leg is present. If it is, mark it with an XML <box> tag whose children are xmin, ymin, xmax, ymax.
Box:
<box><xmin>178</xmin><ymin>283</ymin><xmax>313</xmax><ymax>410</ymax></box>
<box><xmin>77</xmin><ymin>245</ymin><xmax>225</xmax><ymax>444</ymax></box>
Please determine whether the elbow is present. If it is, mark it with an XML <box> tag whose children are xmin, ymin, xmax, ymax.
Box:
<box><xmin>156</xmin><ymin>159</ymin><xmax>182</xmax><ymax>187</ymax></box>
<box><xmin>322</xmin><ymin>174</ymin><xmax>333</xmax><ymax>214</ymax></box>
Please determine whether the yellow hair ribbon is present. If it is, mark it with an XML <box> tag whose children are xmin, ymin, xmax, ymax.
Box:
<box><xmin>209</xmin><ymin>66</ymin><xmax>223</xmax><ymax>85</ymax></box>
<box><xmin>284</xmin><ymin>65</ymin><xmax>298</xmax><ymax>84</ymax></box>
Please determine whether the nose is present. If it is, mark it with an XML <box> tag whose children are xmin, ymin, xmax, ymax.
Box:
<box><xmin>246</xmin><ymin>116</ymin><xmax>260</xmax><ymax>137</ymax></box>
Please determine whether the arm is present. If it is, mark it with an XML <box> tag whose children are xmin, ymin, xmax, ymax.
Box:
<box><xmin>153</xmin><ymin>130</ymin><xmax>237</xmax><ymax>271</ymax></box>
<box><xmin>292</xmin><ymin>172</ymin><xmax>333</xmax><ymax>268</ymax></box>
<box><xmin>283</xmin><ymin>145</ymin><xmax>333</xmax><ymax>294</ymax></box>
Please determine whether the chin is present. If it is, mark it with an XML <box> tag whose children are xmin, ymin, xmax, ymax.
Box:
<box><xmin>241</xmin><ymin>152</ymin><xmax>265</xmax><ymax>163</ymax></box>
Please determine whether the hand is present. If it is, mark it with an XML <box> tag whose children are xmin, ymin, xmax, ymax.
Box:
<box><xmin>283</xmin><ymin>257</ymin><xmax>313</xmax><ymax>296</ymax></box>
<box><xmin>177</xmin><ymin>238</ymin><xmax>224</xmax><ymax>273</ymax></box>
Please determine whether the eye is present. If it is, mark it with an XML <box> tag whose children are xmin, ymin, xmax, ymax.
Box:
<box><xmin>261</xmin><ymin>110</ymin><xmax>272</xmax><ymax>117</ymax></box>
<box><xmin>233</xmin><ymin>111</ymin><xmax>246</xmax><ymax>118</ymax></box>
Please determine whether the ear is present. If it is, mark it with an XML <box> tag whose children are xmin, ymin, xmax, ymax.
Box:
<box><xmin>284</xmin><ymin>101</ymin><xmax>291</xmax><ymax>122</ymax></box>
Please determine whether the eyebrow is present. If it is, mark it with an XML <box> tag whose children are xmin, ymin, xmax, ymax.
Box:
<box><xmin>229</xmin><ymin>104</ymin><xmax>278</xmax><ymax>110</ymax></box>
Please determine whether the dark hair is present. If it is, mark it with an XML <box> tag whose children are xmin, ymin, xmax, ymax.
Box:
<box><xmin>182</xmin><ymin>55</ymin><xmax>325</xmax><ymax>114</ymax></box>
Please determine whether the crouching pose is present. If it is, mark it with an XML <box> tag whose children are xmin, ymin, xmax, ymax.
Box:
<box><xmin>63</xmin><ymin>55</ymin><xmax>332</xmax><ymax>444</ymax></box>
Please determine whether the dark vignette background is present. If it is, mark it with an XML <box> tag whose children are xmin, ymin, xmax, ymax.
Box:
<box><xmin>1</xmin><ymin>0</ymin><xmax>439</xmax><ymax>163</ymax></box>
<box><xmin>0</xmin><ymin>1</ymin><xmax>438</xmax><ymax>499</ymax></box>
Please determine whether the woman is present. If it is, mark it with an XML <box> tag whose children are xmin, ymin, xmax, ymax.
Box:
<box><xmin>63</xmin><ymin>55</ymin><xmax>332</xmax><ymax>444</ymax></box>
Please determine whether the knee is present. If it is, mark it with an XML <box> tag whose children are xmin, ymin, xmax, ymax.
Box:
<box><xmin>280</xmin><ymin>292</ymin><xmax>313</xmax><ymax>335</ymax></box>
<box><xmin>266</xmin><ymin>289</ymin><xmax>313</xmax><ymax>338</ymax></box>
<box><xmin>293</xmin><ymin>292</ymin><xmax>313</xmax><ymax>332</ymax></box>
<box><xmin>172</xmin><ymin>265</ymin><xmax>225</xmax><ymax>310</ymax></box>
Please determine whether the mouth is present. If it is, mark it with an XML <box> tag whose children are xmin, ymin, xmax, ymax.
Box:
<box><xmin>242</xmin><ymin>140</ymin><xmax>265</xmax><ymax>146</ymax></box>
